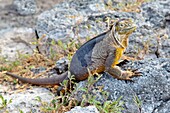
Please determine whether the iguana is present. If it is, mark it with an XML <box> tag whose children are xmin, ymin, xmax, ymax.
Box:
<box><xmin>5</xmin><ymin>18</ymin><xmax>141</xmax><ymax>85</ymax></box>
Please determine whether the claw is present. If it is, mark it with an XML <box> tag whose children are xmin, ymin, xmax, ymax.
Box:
<box><xmin>127</xmin><ymin>68</ymin><xmax>143</xmax><ymax>77</ymax></box>
<box><xmin>125</xmin><ymin>79</ymin><xmax>134</xmax><ymax>83</ymax></box>
<box><xmin>132</xmin><ymin>73</ymin><xmax>142</xmax><ymax>77</ymax></box>
<box><xmin>117</xmin><ymin>59</ymin><xmax>129</xmax><ymax>66</ymax></box>
<box><xmin>125</xmin><ymin>77</ymin><xmax>134</xmax><ymax>82</ymax></box>
<box><xmin>132</xmin><ymin>71</ymin><xmax>142</xmax><ymax>77</ymax></box>
<box><xmin>131</xmin><ymin>68</ymin><xmax>138</xmax><ymax>72</ymax></box>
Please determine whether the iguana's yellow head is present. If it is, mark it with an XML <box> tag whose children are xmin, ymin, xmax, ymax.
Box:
<box><xmin>109</xmin><ymin>18</ymin><xmax>136</xmax><ymax>48</ymax></box>
<box><xmin>115</xmin><ymin>18</ymin><xmax>136</xmax><ymax>35</ymax></box>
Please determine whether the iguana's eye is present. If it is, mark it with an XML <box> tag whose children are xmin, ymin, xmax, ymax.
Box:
<box><xmin>119</xmin><ymin>23</ymin><xmax>124</xmax><ymax>27</ymax></box>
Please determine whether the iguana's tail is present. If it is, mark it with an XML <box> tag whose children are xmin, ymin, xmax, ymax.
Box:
<box><xmin>5</xmin><ymin>72</ymin><xmax>68</xmax><ymax>85</ymax></box>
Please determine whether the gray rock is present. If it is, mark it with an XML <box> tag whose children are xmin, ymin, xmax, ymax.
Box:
<box><xmin>55</xmin><ymin>57</ymin><xmax>69</xmax><ymax>74</ymax></box>
<box><xmin>36</xmin><ymin>0</ymin><xmax>108</xmax><ymax>40</ymax></box>
<box><xmin>66</xmin><ymin>106</ymin><xmax>99</xmax><ymax>113</ymax></box>
<box><xmin>13</xmin><ymin>0</ymin><xmax>37</xmax><ymax>15</ymax></box>
<box><xmin>69</xmin><ymin>0</ymin><xmax>106</xmax><ymax>15</ymax></box>
<box><xmin>0</xmin><ymin>27</ymin><xmax>36</xmax><ymax>61</ymax></box>
<box><xmin>154</xmin><ymin>100</ymin><xmax>170</xmax><ymax>113</ymax></box>
<box><xmin>127</xmin><ymin>0</ymin><xmax>170</xmax><ymax>58</ymax></box>
<box><xmin>141</xmin><ymin>0</ymin><xmax>170</xmax><ymax>28</ymax></box>
<box><xmin>74</xmin><ymin>58</ymin><xmax>170</xmax><ymax>113</ymax></box>
<box><xmin>36</xmin><ymin>7</ymin><xmax>85</xmax><ymax>40</ymax></box>
<box><xmin>74</xmin><ymin>11</ymin><xmax>139</xmax><ymax>38</ymax></box>
<box><xmin>165</xmin><ymin>11</ymin><xmax>170</xmax><ymax>40</ymax></box>
<box><xmin>0</xmin><ymin>88</ymin><xmax>54</xmax><ymax>113</ymax></box>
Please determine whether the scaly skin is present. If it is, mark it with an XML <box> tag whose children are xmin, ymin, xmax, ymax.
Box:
<box><xmin>5</xmin><ymin>18</ymin><xmax>141</xmax><ymax>85</ymax></box>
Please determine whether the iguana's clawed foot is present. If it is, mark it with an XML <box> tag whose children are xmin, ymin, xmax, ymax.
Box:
<box><xmin>120</xmin><ymin>69</ymin><xmax>142</xmax><ymax>81</ymax></box>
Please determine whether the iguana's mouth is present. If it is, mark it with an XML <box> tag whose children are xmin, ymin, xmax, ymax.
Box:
<box><xmin>119</xmin><ymin>26</ymin><xmax>136</xmax><ymax>35</ymax></box>
<box><xmin>123</xmin><ymin>26</ymin><xmax>136</xmax><ymax>32</ymax></box>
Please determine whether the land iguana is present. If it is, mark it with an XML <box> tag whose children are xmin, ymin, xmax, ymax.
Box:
<box><xmin>5</xmin><ymin>18</ymin><xmax>141</xmax><ymax>85</ymax></box>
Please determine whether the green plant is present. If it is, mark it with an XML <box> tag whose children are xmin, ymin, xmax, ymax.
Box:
<box><xmin>35</xmin><ymin>72</ymin><xmax>77</xmax><ymax>113</ymax></box>
<box><xmin>94</xmin><ymin>96</ymin><xmax>124</xmax><ymax>113</ymax></box>
<box><xmin>133</xmin><ymin>95</ymin><xmax>142</xmax><ymax>113</ymax></box>
<box><xmin>79</xmin><ymin>71</ymin><xmax>124</xmax><ymax>113</ymax></box>
<box><xmin>0</xmin><ymin>94</ymin><xmax>12</xmax><ymax>110</ymax></box>
<box><xmin>3</xmin><ymin>51</ymin><xmax>30</xmax><ymax>70</ymax></box>
<box><xmin>0</xmin><ymin>58</ymin><xmax>22</xmax><ymax>72</ymax></box>
<box><xmin>78</xmin><ymin>70</ymin><xmax>102</xmax><ymax>107</ymax></box>
<box><xmin>16</xmin><ymin>50</ymin><xmax>30</xmax><ymax>60</ymax></box>
<box><xmin>19</xmin><ymin>109</ymin><xmax>24</xmax><ymax>113</ymax></box>
<box><xmin>35</xmin><ymin>96</ymin><xmax>59</xmax><ymax>112</ymax></box>
<box><xmin>0</xmin><ymin>56</ymin><xmax>8</xmax><ymax>64</ymax></box>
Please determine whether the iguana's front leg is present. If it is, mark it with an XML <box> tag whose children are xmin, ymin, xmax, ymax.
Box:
<box><xmin>106</xmin><ymin>66</ymin><xmax>141</xmax><ymax>80</ymax></box>
<box><xmin>105</xmin><ymin>52</ymin><xmax>141</xmax><ymax>80</ymax></box>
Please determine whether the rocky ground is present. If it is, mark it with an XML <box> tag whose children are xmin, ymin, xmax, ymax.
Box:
<box><xmin>0</xmin><ymin>0</ymin><xmax>170</xmax><ymax>113</ymax></box>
